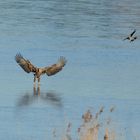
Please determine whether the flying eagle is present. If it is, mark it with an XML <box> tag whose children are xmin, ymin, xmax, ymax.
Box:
<box><xmin>15</xmin><ymin>53</ymin><xmax>67</xmax><ymax>84</ymax></box>
<box><xmin>123</xmin><ymin>29</ymin><xmax>137</xmax><ymax>42</ymax></box>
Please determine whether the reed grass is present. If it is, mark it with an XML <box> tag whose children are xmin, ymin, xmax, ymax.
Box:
<box><xmin>53</xmin><ymin>106</ymin><xmax>116</xmax><ymax>140</ymax></box>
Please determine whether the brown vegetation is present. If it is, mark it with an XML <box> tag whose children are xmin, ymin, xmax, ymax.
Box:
<box><xmin>53</xmin><ymin>105</ymin><xmax>116</xmax><ymax>140</ymax></box>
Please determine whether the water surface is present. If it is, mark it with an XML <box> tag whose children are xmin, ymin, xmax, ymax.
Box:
<box><xmin>0</xmin><ymin>0</ymin><xmax>140</xmax><ymax>139</ymax></box>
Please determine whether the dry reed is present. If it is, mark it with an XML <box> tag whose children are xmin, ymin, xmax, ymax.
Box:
<box><xmin>53</xmin><ymin>106</ymin><xmax>116</xmax><ymax>140</ymax></box>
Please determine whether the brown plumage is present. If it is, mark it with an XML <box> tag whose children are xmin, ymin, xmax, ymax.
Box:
<box><xmin>15</xmin><ymin>53</ymin><xmax>67</xmax><ymax>84</ymax></box>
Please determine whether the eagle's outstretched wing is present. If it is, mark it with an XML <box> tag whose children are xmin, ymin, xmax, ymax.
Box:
<box><xmin>15</xmin><ymin>53</ymin><xmax>36</xmax><ymax>73</ymax></box>
<box><xmin>45</xmin><ymin>56</ymin><xmax>67</xmax><ymax>76</ymax></box>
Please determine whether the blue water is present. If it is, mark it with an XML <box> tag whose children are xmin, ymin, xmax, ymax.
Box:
<box><xmin>0</xmin><ymin>0</ymin><xmax>140</xmax><ymax>139</ymax></box>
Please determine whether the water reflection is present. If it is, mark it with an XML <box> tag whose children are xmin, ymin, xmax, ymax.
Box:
<box><xmin>17</xmin><ymin>86</ymin><xmax>63</xmax><ymax>108</ymax></box>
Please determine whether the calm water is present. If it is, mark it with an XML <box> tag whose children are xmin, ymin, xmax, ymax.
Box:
<box><xmin>0</xmin><ymin>0</ymin><xmax>140</xmax><ymax>139</ymax></box>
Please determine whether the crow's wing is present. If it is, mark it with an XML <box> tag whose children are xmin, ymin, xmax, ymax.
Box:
<box><xmin>130</xmin><ymin>29</ymin><xmax>136</xmax><ymax>37</ymax></box>
<box><xmin>45</xmin><ymin>56</ymin><xmax>67</xmax><ymax>76</ymax></box>
<box><xmin>15</xmin><ymin>53</ymin><xmax>36</xmax><ymax>73</ymax></box>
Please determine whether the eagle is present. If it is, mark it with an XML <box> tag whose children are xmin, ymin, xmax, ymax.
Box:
<box><xmin>15</xmin><ymin>53</ymin><xmax>67</xmax><ymax>85</ymax></box>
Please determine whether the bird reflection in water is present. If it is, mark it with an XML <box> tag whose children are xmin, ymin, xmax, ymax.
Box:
<box><xmin>17</xmin><ymin>85</ymin><xmax>63</xmax><ymax>108</ymax></box>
